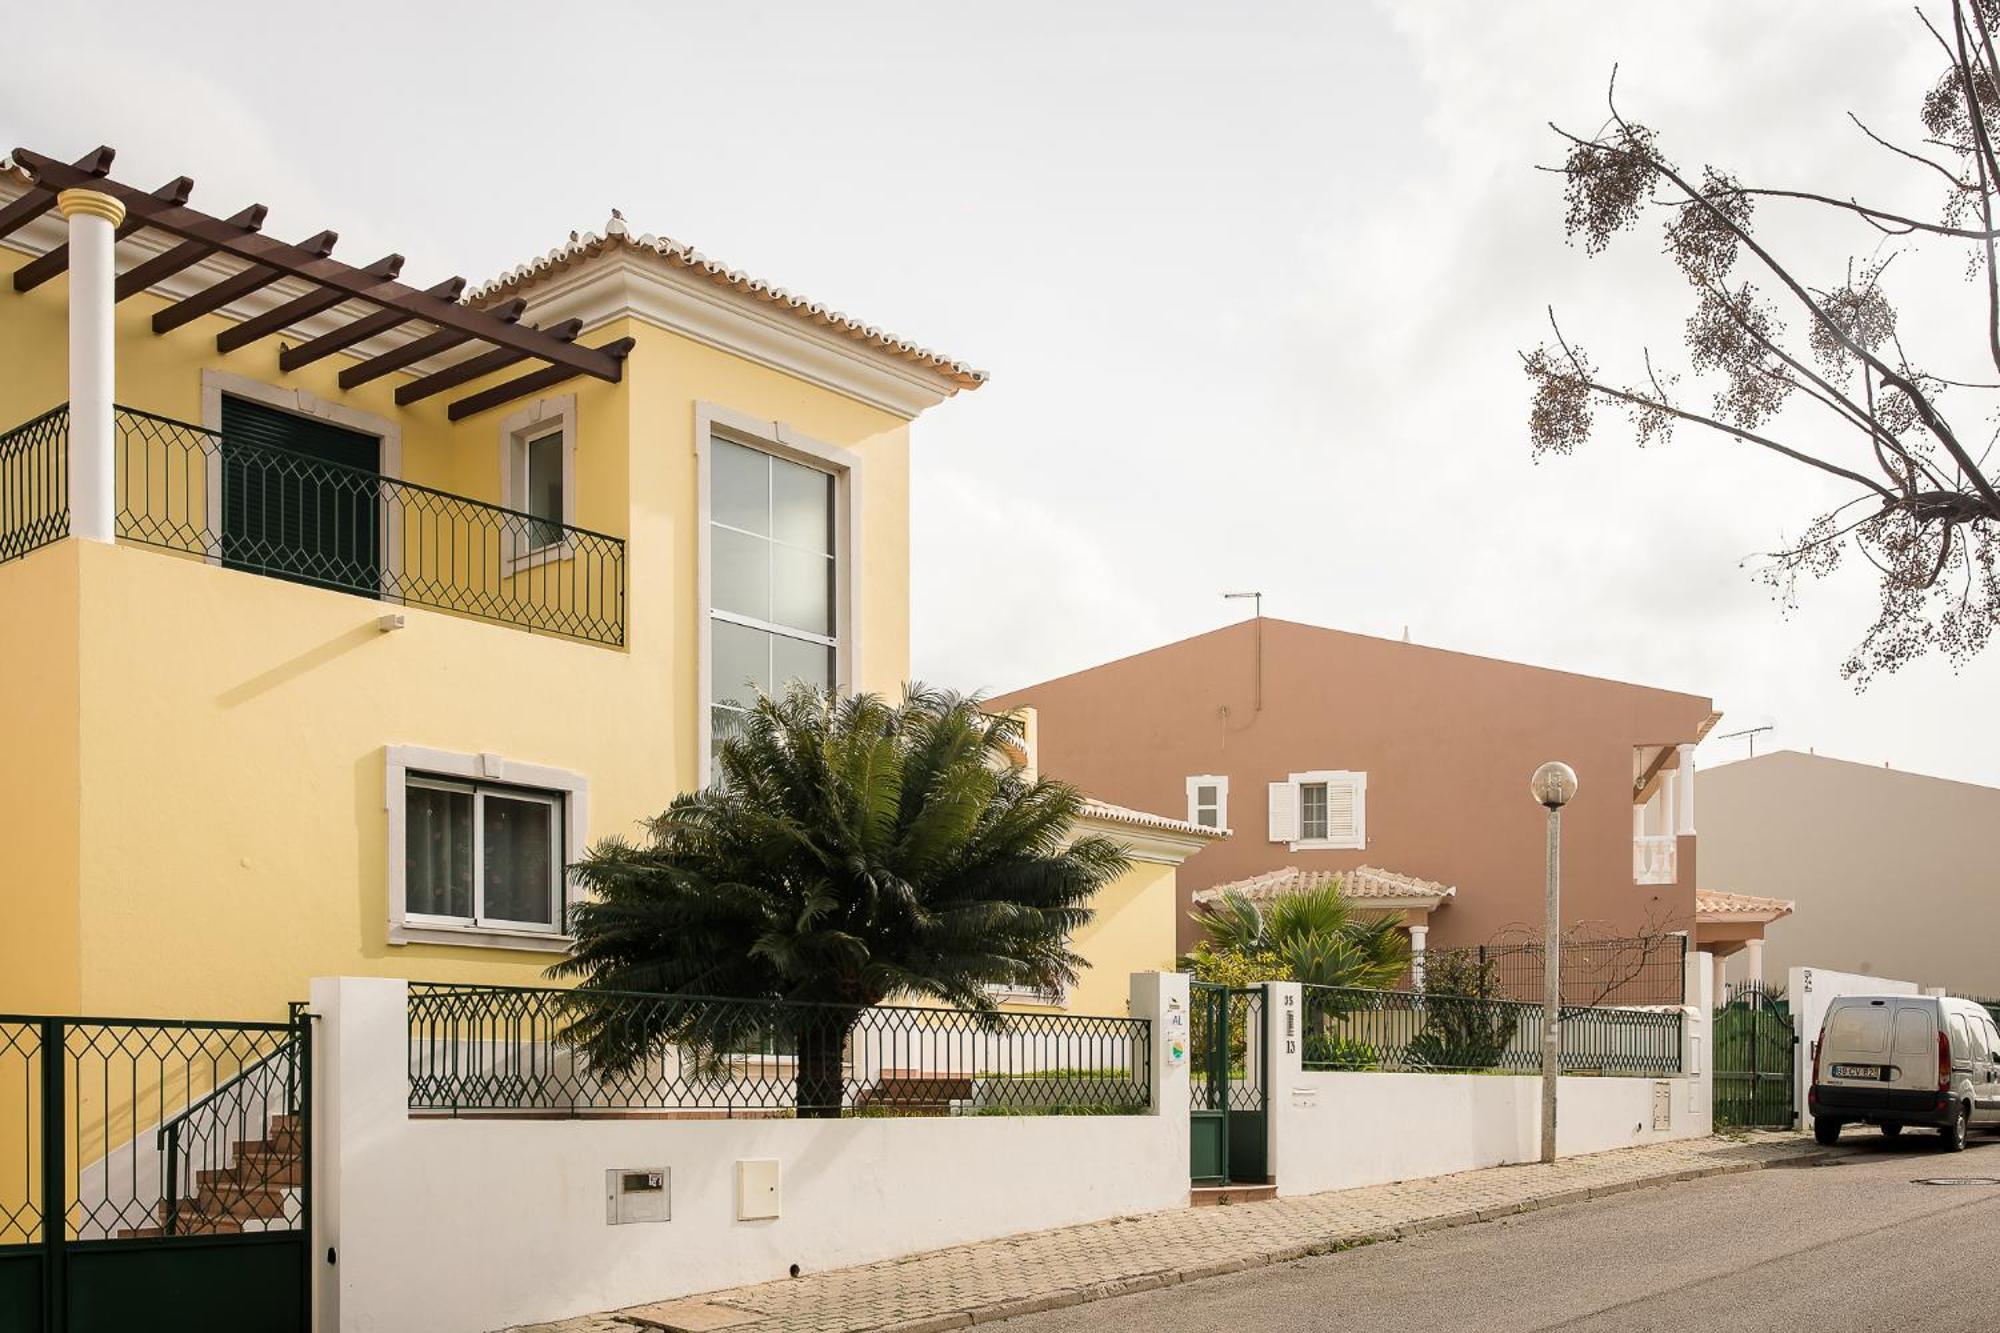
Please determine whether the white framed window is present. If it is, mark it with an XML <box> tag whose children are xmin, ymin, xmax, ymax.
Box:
<box><xmin>499</xmin><ymin>395</ymin><xmax>576</xmax><ymax>570</ymax></box>
<box><xmin>385</xmin><ymin>745</ymin><xmax>589</xmax><ymax>951</ymax></box>
<box><xmin>1186</xmin><ymin>775</ymin><xmax>1229</xmax><ymax>831</ymax></box>
<box><xmin>697</xmin><ymin>404</ymin><xmax>862</xmax><ymax>785</ymax></box>
<box><xmin>1267</xmin><ymin>770</ymin><xmax>1366</xmax><ymax>850</ymax></box>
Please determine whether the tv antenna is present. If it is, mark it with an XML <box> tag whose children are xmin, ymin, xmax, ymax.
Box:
<box><xmin>1716</xmin><ymin>724</ymin><xmax>1774</xmax><ymax>758</ymax></box>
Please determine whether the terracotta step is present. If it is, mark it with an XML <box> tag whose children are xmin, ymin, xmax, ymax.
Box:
<box><xmin>121</xmin><ymin>1204</ymin><xmax>246</xmax><ymax>1238</ymax></box>
<box><xmin>1189</xmin><ymin>1182</ymin><xmax>1278</xmax><ymax>1207</ymax></box>
<box><xmin>193</xmin><ymin>1182</ymin><xmax>293</xmax><ymax>1220</ymax></box>
<box><xmin>199</xmin><ymin>1151</ymin><xmax>302</xmax><ymax>1189</ymax></box>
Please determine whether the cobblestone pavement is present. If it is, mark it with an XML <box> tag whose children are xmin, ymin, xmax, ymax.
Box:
<box><xmin>504</xmin><ymin>1133</ymin><xmax>1823</xmax><ymax>1333</ymax></box>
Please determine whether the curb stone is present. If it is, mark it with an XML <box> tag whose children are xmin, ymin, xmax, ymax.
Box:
<box><xmin>863</xmin><ymin>1145</ymin><xmax>1830</xmax><ymax>1332</ymax></box>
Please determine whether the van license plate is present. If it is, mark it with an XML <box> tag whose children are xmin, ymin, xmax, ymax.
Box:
<box><xmin>1832</xmin><ymin>1063</ymin><xmax>1885</xmax><ymax>1080</ymax></box>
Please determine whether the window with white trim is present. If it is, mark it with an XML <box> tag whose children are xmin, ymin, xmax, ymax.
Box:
<box><xmin>501</xmin><ymin>397</ymin><xmax>576</xmax><ymax>562</ymax></box>
<box><xmin>404</xmin><ymin>775</ymin><xmax>566</xmax><ymax>933</ymax></box>
<box><xmin>1267</xmin><ymin>771</ymin><xmax>1366</xmax><ymax>849</ymax></box>
<box><xmin>1186</xmin><ymin>775</ymin><xmax>1228</xmax><ymax>831</ymax></box>
<box><xmin>709</xmin><ymin>435</ymin><xmax>838</xmax><ymax>768</ymax></box>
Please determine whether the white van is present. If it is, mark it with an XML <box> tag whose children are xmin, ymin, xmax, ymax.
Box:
<box><xmin>1808</xmin><ymin>995</ymin><xmax>2000</xmax><ymax>1151</ymax></box>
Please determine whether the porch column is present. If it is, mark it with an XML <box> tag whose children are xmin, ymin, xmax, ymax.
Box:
<box><xmin>58</xmin><ymin>188</ymin><xmax>123</xmax><ymax>544</ymax></box>
<box><xmin>1744</xmin><ymin>937</ymin><xmax>1764</xmax><ymax>988</ymax></box>
<box><xmin>1675</xmin><ymin>744</ymin><xmax>1697</xmax><ymax>835</ymax></box>
<box><xmin>1712</xmin><ymin>951</ymin><xmax>1728</xmax><ymax>1007</ymax></box>
<box><xmin>1408</xmin><ymin>923</ymin><xmax>1428</xmax><ymax>992</ymax></box>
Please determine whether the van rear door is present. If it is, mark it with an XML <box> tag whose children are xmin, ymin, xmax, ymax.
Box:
<box><xmin>1823</xmin><ymin>1001</ymin><xmax>1897</xmax><ymax>1084</ymax></box>
<box><xmin>1887</xmin><ymin>1003</ymin><xmax>1939</xmax><ymax>1094</ymax></box>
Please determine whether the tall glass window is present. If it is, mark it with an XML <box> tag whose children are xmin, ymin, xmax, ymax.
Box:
<box><xmin>709</xmin><ymin>437</ymin><xmax>837</xmax><ymax>769</ymax></box>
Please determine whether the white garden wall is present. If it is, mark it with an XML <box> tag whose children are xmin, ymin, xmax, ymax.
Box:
<box><xmin>1266</xmin><ymin>1068</ymin><xmax>1708</xmax><ymax>1196</ymax></box>
<box><xmin>311</xmin><ymin>974</ymin><xmax>1191</xmax><ymax>1333</ymax></box>
<box><xmin>1262</xmin><ymin>950</ymin><xmax>1714</xmax><ymax>1197</ymax></box>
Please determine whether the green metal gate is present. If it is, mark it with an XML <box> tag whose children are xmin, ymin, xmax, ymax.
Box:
<box><xmin>1189</xmin><ymin>984</ymin><xmax>1267</xmax><ymax>1185</ymax></box>
<box><xmin>0</xmin><ymin>1009</ymin><xmax>311</xmax><ymax>1333</ymax></box>
<box><xmin>1713</xmin><ymin>982</ymin><xmax>1796</xmax><ymax>1129</ymax></box>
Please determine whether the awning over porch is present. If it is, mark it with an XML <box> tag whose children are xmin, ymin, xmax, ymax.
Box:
<box><xmin>1192</xmin><ymin>864</ymin><xmax>1457</xmax><ymax>914</ymax></box>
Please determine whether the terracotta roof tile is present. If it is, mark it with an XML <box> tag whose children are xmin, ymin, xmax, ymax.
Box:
<box><xmin>1077</xmin><ymin>799</ymin><xmax>1225</xmax><ymax>840</ymax></box>
<box><xmin>1192</xmin><ymin>865</ymin><xmax>1457</xmax><ymax>906</ymax></box>
<box><xmin>1696</xmin><ymin>889</ymin><xmax>1795</xmax><ymax>921</ymax></box>
<box><xmin>470</xmin><ymin>212</ymin><xmax>987</xmax><ymax>393</ymax></box>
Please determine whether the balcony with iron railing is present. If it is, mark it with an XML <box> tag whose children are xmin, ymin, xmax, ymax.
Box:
<box><xmin>0</xmin><ymin>403</ymin><xmax>625</xmax><ymax>646</ymax></box>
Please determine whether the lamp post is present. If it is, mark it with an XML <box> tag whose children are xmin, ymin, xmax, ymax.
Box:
<box><xmin>1530</xmin><ymin>760</ymin><xmax>1578</xmax><ymax>1165</ymax></box>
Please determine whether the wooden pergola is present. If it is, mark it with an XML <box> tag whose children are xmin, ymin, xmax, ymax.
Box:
<box><xmin>3</xmin><ymin>145</ymin><xmax>633</xmax><ymax>421</ymax></box>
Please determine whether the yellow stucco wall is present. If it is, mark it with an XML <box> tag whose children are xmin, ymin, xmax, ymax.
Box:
<box><xmin>0</xmin><ymin>239</ymin><xmax>1177</xmax><ymax>1031</ymax></box>
<box><xmin>0</xmin><ymin>543</ymin><xmax>82</xmax><ymax>1013</ymax></box>
<box><xmin>1060</xmin><ymin>853</ymin><xmax>1183</xmax><ymax>1017</ymax></box>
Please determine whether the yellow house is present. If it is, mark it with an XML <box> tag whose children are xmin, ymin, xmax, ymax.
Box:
<box><xmin>0</xmin><ymin>143</ymin><xmax>1213</xmax><ymax>1025</ymax></box>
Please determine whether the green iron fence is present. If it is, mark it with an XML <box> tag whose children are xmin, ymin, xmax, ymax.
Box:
<box><xmin>0</xmin><ymin>405</ymin><xmax>69</xmax><ymax>565</ymax></box>
<box><xmin>0</xmin><ymin>1010</ymin><xmax>311</xmax><ymax>1332</ymax></box>
<box><xmin>1712</xmin><ymin>981</ymin><xmax>1794</xmax><ymax>1128</ymax></box>
<box><xmin>113</xmin><ymin>406</ymin><xmax>626</xmax><ymax>645</ymax></box>
<box><xmin>1299</xmin><ymin>984</ymin><xmax>1683</xmax><ymax>1076</ymax></box>
<box><xmin>407</xmin><ymin>982</ymin><xmax>1151</xmax><ymax>1118</ymax></box>
<box><xmin>0</xmin><ymin>403</ymin><xmax>627</xmax><ymax>645</ymax></box>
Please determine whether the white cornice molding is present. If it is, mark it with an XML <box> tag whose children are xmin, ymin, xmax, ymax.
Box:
<box><xmin>1076</xmin><ymin>820</ymin><xmax>1218</xmax><ymax>867</ymax></box>
<box><xmin>504</xmin><ymin>250</ymin><xmax>954</xmax><ymax>420</ymax></box>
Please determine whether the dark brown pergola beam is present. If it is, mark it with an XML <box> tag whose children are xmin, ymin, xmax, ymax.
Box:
<box><xmin>153</xmin><ymin>229</ymin><xmax>337</xmax><ymax>334</ymax></box>
<box><xmin>17</xmin><ymin>149</ymin><xmax>626</xmax><ymax>386</ymax></box>
<box><xmin>338</xmin><ymin>296</ymin><xmax>524</xmax><ymax>389</ymax></box>
<box><xmin>448</xmin><ymin>337</ymin><xmax>636</xmax><ymax>422</ymax></box>
<box><xmin>396</xmin><ymin>318</ymin><xmax>581</xmax><ymax>406</ymax></box>
<box><xmin>1632</xmin><ymin>745</ymin><xmax>1675</xmax><ymax>803</ymax></box>
<box><xmin>117</xmin><ymin>203</ymin><xmax>268</xmax><ymax>302</ymax></box>
<box><xmin>0</xmin><ymin>145</ymin><xmax>113</xmax><ymax>241</ymax></box>
<box><xmin>216</xmin><ymin>252</ymin><xmax>403</xmax><ymax>354</ymax></box>
<box><xmin>13</xmin><ymin>176</ymin><xmax>193</xmax><ymax>293</ymax></box>
<box><xmin>280</xmin><ymin>276</ymin><xmax>464</xmax><ymax>372</ymax></box>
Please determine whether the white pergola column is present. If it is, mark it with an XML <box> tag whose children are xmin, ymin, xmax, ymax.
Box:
<box><xmin>58</xmin><ymin>187</ymin><xmax>124</xmax><ymax>544</ymax></box>
<box><xmin>1712</xmin><ymin>951</ymin><xmax>1728</xmax><ymax>1007</ymax></box>
<box><xmin>1675</xmin><ymin>743</ymin><xmax>1697</xmax><ymax>835</ymax></box>
<box><xmin>1744</xmin><ymin>937</ymin><xmax>1764</xmax><ymax>988</ymax></box>
<box><xmin>1408</xmin><ymin>923</ymin><xmax>1429</xmax><ymax>992</ymax></box>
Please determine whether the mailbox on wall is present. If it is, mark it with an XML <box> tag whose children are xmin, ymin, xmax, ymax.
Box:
<box><xmin>606</xmin><ymin>1168</ymin><xmax>670</xmax><ymax>1224</ymax></box>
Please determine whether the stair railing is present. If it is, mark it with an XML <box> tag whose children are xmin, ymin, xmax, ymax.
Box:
<box><xmin>156</xmin><ymin>1018</ymin><xmax>306</xmax><ymax>1236</ymax></box>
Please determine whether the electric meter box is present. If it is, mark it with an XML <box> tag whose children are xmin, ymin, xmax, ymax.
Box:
<box><xmin>605</xmin><ymin>1168</ymin><xmax>670</xmax><ymax>1225</ymax></box>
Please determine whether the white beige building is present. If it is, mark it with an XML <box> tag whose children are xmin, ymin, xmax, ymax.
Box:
<box><xmin>1699</xmin><ymin>750</ymin><xmax>2000</xmax><ymax>995</ymax></box>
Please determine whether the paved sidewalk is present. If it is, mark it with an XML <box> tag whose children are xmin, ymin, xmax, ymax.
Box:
<box><xmin>507</xmin><ymin>1133</ymin><xmax>1823</xmax><ymax>1333</ymax></box>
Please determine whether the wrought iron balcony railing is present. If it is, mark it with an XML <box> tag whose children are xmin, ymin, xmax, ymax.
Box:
<box><xmin>0</xmin><ymin>404</ymin><xmax>626</xmax><ymax>646</ymax></box>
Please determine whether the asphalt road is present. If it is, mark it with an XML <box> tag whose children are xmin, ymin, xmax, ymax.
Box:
<box><xmin>992</xmin><ymin>1134</ymin><xmax>2000</xmax><ymax>1332</ymax></box>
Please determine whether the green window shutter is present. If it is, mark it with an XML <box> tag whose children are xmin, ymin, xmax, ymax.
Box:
<box><xmin>220</xmin><ymin>395</ymin><xmax>382</xmax><ymax>596</ymax></box>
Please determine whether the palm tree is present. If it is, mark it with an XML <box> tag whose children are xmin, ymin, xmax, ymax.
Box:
<box><xmin>1187</xmin><ymin>881</ymin><xmax>1410</xmax><ymax>992</ymax></box>
<box><xmin>549</xmin><ymin>684</ymin><xmax>1130</xmax><ymax>1116</ymax></box>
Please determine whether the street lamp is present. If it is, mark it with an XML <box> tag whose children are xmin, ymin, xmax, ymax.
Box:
<box><xmin>1530</xmin><ymin>760</ymin><xmax>1578</xmax><ymax>1165</ymax></box>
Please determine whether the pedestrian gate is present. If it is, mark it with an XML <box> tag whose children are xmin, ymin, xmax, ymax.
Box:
<box><xmin>1712</xmin><ymin>983</ymin><xmax>1795</xmax><ymax>1129</ymax></box>
<box><xmin>0</xmin><ymin>1009</ymin><xmax>311</xmax><ymax>1332</ymax></box>
<box><xmin>1189</xmin><ymin>984</ymin><xmax>1267</xmax><ymax>1185</ymax></box>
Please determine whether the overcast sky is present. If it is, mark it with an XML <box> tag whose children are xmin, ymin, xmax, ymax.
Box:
<box><xmin>9</xmin><ymin>1</ymin><xmax>1995</xmax><ymax>784</ymax></box>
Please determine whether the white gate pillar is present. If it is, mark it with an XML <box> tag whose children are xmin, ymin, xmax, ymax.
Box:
<box><xmin>58</xmin><ymin>187</ymin><xmax>123</xmax><ymax>544</ymax></box>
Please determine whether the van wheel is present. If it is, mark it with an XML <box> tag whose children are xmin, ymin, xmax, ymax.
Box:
<box><xmin>1941</xmin><ymin>1104</ymin><xmax>1970</xmax><ymax>1153</ymax></box>
<box><xmin>1881</xmin><ymin>1123</ymin><xmax>1902</xmax><ymax>1139</ymax></box>
<box><xmin>1814</xmin><ymin>1119</ymin><xmax>1842</xmax><ymax>1146</ymax></box>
